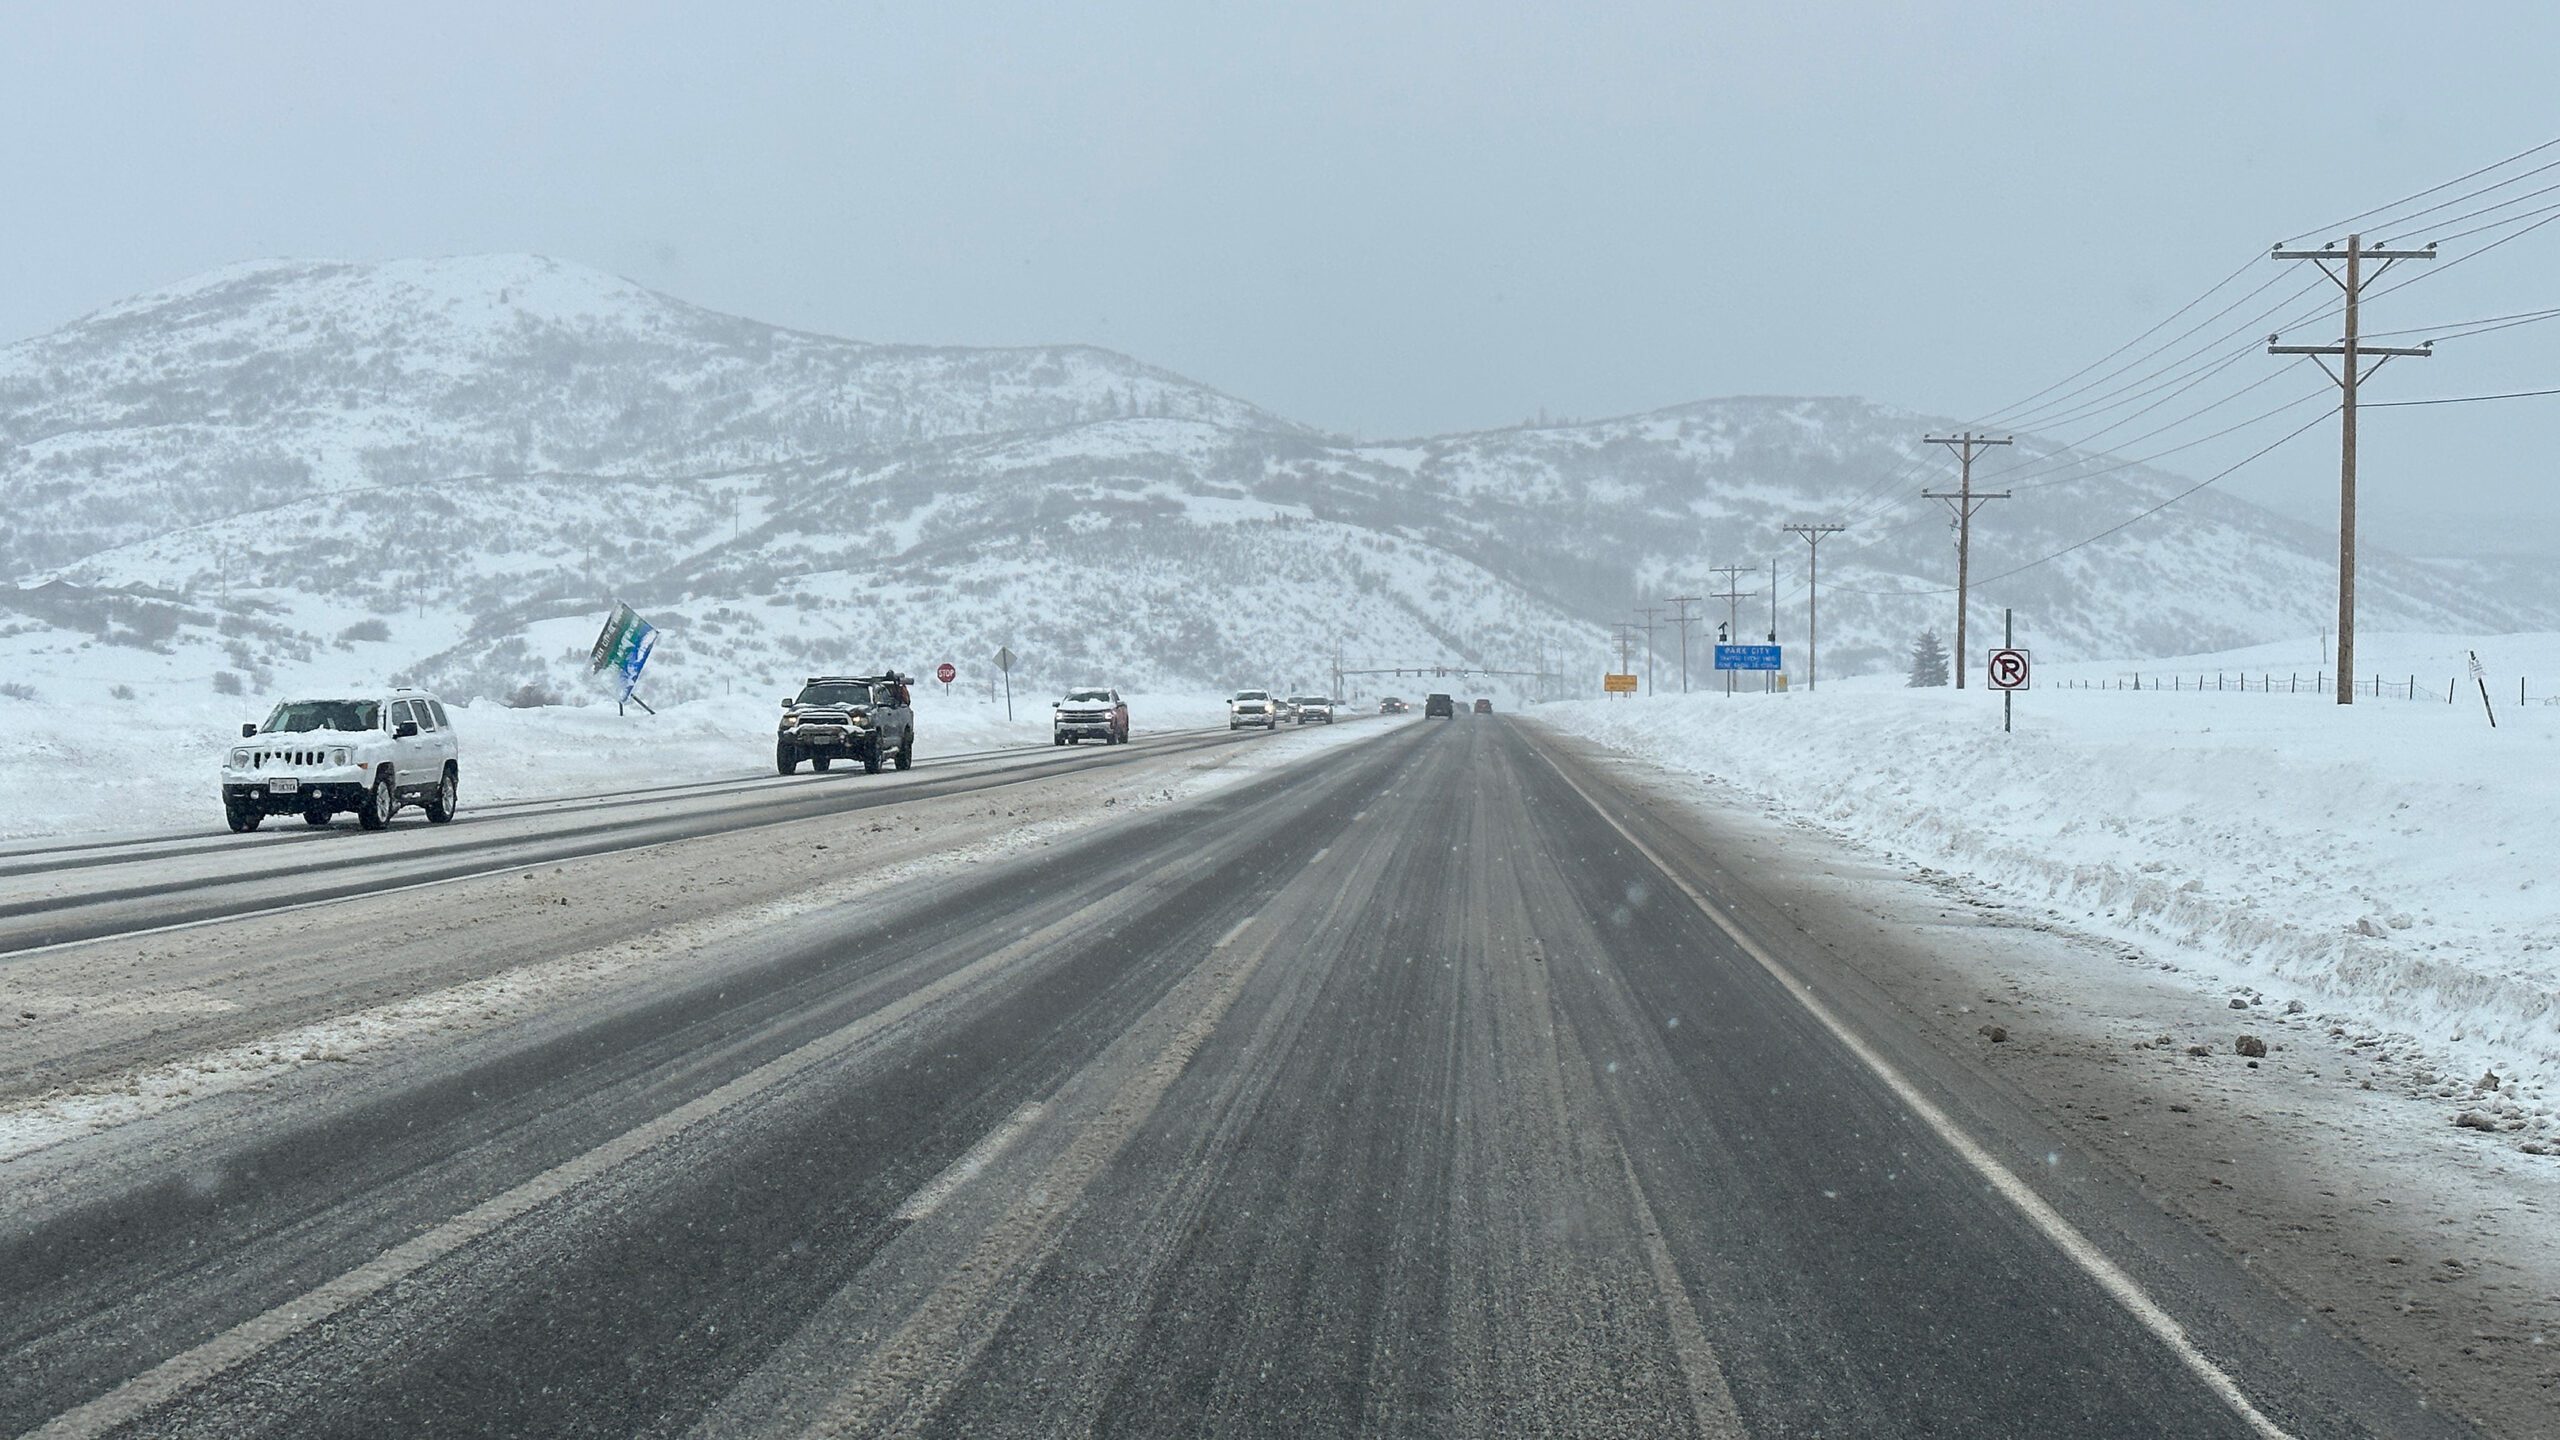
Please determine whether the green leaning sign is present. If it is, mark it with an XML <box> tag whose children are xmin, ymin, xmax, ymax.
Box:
<box><xmin>589</xmin><ymin>601</ymin><xmax>659</xmax><ymax>704</ymax></box>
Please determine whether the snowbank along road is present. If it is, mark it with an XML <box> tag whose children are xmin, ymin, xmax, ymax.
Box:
<box><xmin>0</xmin><ymin>717</ymin><xmax>2479</xmax><ymax>1437</ymax></box>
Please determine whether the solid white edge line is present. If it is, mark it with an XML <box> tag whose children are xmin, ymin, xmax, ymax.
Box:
<box><xmin>1534</xmin><ymin>749</ymin><xmax>2296</xmax><ymax>1440</ymax></box>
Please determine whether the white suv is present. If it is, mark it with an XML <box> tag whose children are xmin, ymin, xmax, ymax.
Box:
<box><xmin>220</xmin><ymin>688</ymin><xmax>460</xmax><ymax>833</ymax></box>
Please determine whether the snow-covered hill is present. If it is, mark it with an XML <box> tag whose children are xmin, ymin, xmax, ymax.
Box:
<box><xmin>0</xmin><ymin>255</ymin><xmax>1299</xmax><ymax>579</ymax></box>
<box><xmin>4</xmin><ymin>254</ymin><xmax>2552</xmax><ymax>712</ymax></box>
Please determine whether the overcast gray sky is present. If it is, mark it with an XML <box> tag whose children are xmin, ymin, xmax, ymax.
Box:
<box><xmin>4</xmin><ymin>1</ymin><xmax>2556</xmax><ymax>540</ymax></box>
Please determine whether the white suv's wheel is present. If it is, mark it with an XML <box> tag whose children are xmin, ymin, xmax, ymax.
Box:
<box><xmin>423</xmin><ymin>767</ymin><xmax>457</xmax><ymax>824</ymax></box>
<box><xmin>357</xmin><ymin>773</ymin><xmax>397</xmax><ymax>831</ymax></box>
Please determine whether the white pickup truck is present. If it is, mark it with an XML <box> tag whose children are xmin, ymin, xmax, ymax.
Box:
<box><xmin>1227</xmin><ymin>689</ymin><xmax>1280</xmax><ymax>731</ymax></box>
<box><xmin>219</xmin><ymin>689</ymin><xmax>460</xmax><ymax>833</ymax></box>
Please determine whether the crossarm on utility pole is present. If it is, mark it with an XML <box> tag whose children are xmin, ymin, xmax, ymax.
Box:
<box><xmin>1782</xmin><ymin>523</ymin><xmax>1846</xmax><ymax>690</ymax></box>
<box><xmin>2268</xmin><ymin>233</ymin><xmax>2432</xmax><ymax>706</ymax></box>
<box><xmin>1921</xmin><ymin>432</ymin><xmax>2013</xmax><ymax>689</ymax></box>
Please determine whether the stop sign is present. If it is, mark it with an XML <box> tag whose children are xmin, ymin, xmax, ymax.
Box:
<box><xmin>935</xmin><ymin>662</ymin><xmax>957</xmax><ymax>684</ymax></box>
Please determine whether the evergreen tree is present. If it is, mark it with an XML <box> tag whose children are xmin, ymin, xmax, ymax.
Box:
<box><xmin>1908</xmin><ymin>629</ymin><xmax>1950</xmax><ymax>688</ymax></box>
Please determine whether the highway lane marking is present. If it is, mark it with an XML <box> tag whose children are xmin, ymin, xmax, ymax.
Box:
<box><xmin>892</xmin><ymin>1104</ymin><xmax>1046</xmax><ymax>1223</ymax></box>
<box><xmin>1307</xmin><ymin>846</ymin><xmax>1329</xmax><ymax>863</ymax></box>
<box><xmin>1212</xmin><ymin>914</ymin><xmax>1256</xmax><ymax>949</ymax></box>
<box><xmin>797</xmin><ymin>920</ymin><xmax>1280</xmax><ymax>1439</ymax></box>
<box><xmin>1534</xmin><ymin>750</ymin><xmax>2298</xmax><ymax>1440</ymax></box>
<box><xmin>16</xmin><ymin>885</ymin><xmax>1146</xmax><ymax>1440</ymax></box>
<box><xmin>1614</xmin><ymin>1142</ymin><xmax>1746</xmax><ymax>1438</ymax></box>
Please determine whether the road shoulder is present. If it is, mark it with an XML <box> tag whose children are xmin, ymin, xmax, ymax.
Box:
<box><xmin>1531</xmin><ymin>726</ymin><xmax>2556</xmax><ymax>1439</ymax></box>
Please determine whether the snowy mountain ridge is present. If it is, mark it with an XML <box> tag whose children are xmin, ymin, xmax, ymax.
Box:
<box><xmin>2</xmin><ymin>253</ymin><xmax>2552</xmax><ymax>709</ymax></box>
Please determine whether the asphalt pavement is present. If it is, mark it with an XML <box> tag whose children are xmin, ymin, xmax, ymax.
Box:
<box><xmin>0</xmin><ymin>716</ymin><xmax>2475</xmax><ymax>1437</ymax></box>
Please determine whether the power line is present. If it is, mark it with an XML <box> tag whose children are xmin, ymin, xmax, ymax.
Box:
<box><xmin>1987</xmin><ymin>271</ymin><xmax>2308</xmax><ymax>430</ymax></box>
<box><xmin>2379</xmin><ymin>171</ymin><xmax>2560</xmax><ymax>246</ymax></box>
<box><xmin>2423</xmin><ymin>196</ymin><xmax>2560</xmax><ymax>248</ymax></box>
<box><xmin>2360</xmin><ymin>304</ymin><xmax>2560</xmax><ymax>341</ymax></box>
<box><xmin>2371</xmin><ymin>206</ymin><xmax>2560</xmax><ymax>303</ymax></box>
<box><xmin>2365</xmin><ymin>384</ymin><xmax>2560</xmax><ymax>408</ymax></box>
<box><xmin>2284</xmin><ymin>134</ymin><xmax>2560</xmax><ymax>243</ymax></box>
<box><xmin>1803</xmin><ymin>143</ymin><xmax>2560</xmax><ymax>611</ymax></box>
<box><xmin>1987</xmin><ymin>273</ymin><xmax>2340</xmax><ymax>438</ymax></box>
<box><xmin>1971</xmin><ymin>255</ymin><xmax>2266</xmax><ymax>426</ymax></box>
<box><xmin>1988</xmin><ymin>139</ymin><xmax>2560</xmax><ymax>439</ymax></box>
<box><xmin>2001</xmin><ymin>383</ymin><xmax>2335</xmax><ymax>492</ymax></box>
<box><xmin>1826</xmin><ymin>406</ymin><xmax>2339</xmax><ymax>599</ymax></box>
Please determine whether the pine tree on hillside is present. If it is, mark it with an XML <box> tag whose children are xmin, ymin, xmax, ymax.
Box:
<box><xmin>1908</xmin><ymin>629</ymin><xmax>1950</xmax><ymax>688</ymax></box>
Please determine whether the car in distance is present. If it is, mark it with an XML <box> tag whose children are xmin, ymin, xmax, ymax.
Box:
<box><xmin>1474</xmin><ymin>697</ymin><xmax>1494</xmax><ymax>714</ymax></box>
<box><xmin>1229</xmin><ymin>689</ymin><xmax>1281</xmax><ymax>730</ymax></box>
<box><xmin>1054</xmin><ymin>686</ymin><xmax>1130</xmax><ymax>745</ymax></box>
<box><xmin>1378</xmin><ymin>696</ymin><xmax>1409</xmax><ymax>715</ymax></box>
<box><xmin>1424</xmin><ymin>693</ymin><xmax>1455</xmax><ymax>718</ymax></box>
<box><xmin>1273</xmin><ymin>695</ymin><xmax>1300</xmax><ymax>724</ymax></box>
<box><xmin>221</xmin><ymin>688</ymin><xmax>459</xmax><ymax>833</ymax></box>
<box><xmin>1290</xmin><ymin>695</ymin><xmax>1336</xmax><ymax>725</ymax></box>
<box><xmin>778</xmin><ymin>673</ymin><xmax>915</xmax><ymax>774</ymax></box>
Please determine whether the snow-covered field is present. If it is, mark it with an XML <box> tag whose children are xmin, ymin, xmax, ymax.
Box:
<box><xmin>0</xmin><ymin>685</ymin><xmax>1236</xmax><ymax>843</ymax></box>
<box><xmin>1543</xmin><ymin>631</ymin><xmax>2560</xmax><ymax>1116</ymax></box>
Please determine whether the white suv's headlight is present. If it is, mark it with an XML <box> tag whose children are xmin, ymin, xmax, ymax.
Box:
<box><xmin>329</xmin><ymin>747</ymin><xmax>351</xmax><ymax>766</ymax></box>
<box><xmin>229</xmin><ymin>748</ymin><xmax>251</xmax><ymax>767</ymax></box>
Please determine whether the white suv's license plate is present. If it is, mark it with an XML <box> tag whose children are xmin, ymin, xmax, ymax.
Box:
<box><xmin>267</xmin><ymin>778</ymin><xmax>301</xmax><ymax>794</ymax></box>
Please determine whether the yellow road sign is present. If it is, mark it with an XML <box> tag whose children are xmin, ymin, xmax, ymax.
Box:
<box><xmin>1603</xmin><ymin>673</ymin><xmax>1639</xmax><ymax>693</ymax></box>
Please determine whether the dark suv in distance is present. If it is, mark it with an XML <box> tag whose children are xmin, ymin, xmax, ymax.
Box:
<box><xmin>1424</xmin><ymin>693</ymin><xmax>1455</xmax><ymax>718</ymax></box>
<box><xmin>778</xmin><ymin>673</ymin><xmax>915</xmax><ymax>774</ymax></box>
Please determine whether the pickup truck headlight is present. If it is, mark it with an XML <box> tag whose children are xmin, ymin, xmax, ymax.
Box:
<box><xmin>229</xmin><ymin>748</ymin><xmax>251</xmax><ymax>767</ymax></box>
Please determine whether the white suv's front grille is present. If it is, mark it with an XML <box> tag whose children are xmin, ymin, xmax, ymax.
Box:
<box><xmin>251</xmin><ymin>749</ymin><xmax>329</xmax><ymax>768</ymax></box>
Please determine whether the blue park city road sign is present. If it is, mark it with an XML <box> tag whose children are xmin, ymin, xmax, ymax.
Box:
<box><xmin>1713</xmin><ymin>644</ymin><xmax>1782</xmax><ymax>671</ymax></box>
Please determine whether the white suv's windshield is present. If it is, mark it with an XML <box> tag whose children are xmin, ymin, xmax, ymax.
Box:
<box><xmin>1065</xmin><ymin>690</ymin><xmax>1114</xmax><ymax>703</ymax></box>
<box><xmin>261</xmin><ymin>700</ymin><xmax>381</xmax><ymax>734</ymax></box>
<box><xmin>1233</xmin><ymin>690</ymin><xmax>1269</xmax><ymax>701</ymax></box>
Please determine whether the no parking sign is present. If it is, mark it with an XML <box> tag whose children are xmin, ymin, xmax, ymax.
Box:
<box><xmin>1987</xmin><ymin>648</ymin><xmax>2030</xmax><ymax>691</ymax></box>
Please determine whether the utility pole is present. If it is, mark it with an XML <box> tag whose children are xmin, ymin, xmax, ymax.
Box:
<box><xmin>1635</xmin><ymin>605</ymin><xmax>1662</xmax><ymax>696</ymax></box>
<box><xmin>1666</xmin><ymin>595</ymin><xmax>1701</xmax><ymax>693</ymax></box>
<box><xmin>2269</xmin><ymin>233</ymin><xmax>2434</xmax><ymax>706</ymax></box>
<box><xmin>1609</xmin><ymin>622</ymin><xmax>1639</xmax><ymax>699</ymax></box>
<box><xmin>1767</xmin><ymin>558</ymin><xmax>1779</xmax><ymax>693</ymax></box>
<box><xmin>1783</xmin><ymin>522</ymin><xmax>1847</xmax><ymax>690</ymax></box>
<box><xmin>1923</xmin><ymin>432</ymin><xmax>2014</xmax><ymax>689</ymax></box>
<box><xmin>1708</xmin><ymin>566</ymin><xmax>1757</xmax><ymax>697</ymax></box>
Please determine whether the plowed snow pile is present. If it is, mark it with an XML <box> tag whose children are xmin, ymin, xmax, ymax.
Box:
<box><xmin>1547</xmin><ymin>634</ymin><xmax>2560</xmax><ymax>1089</ymax></box>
